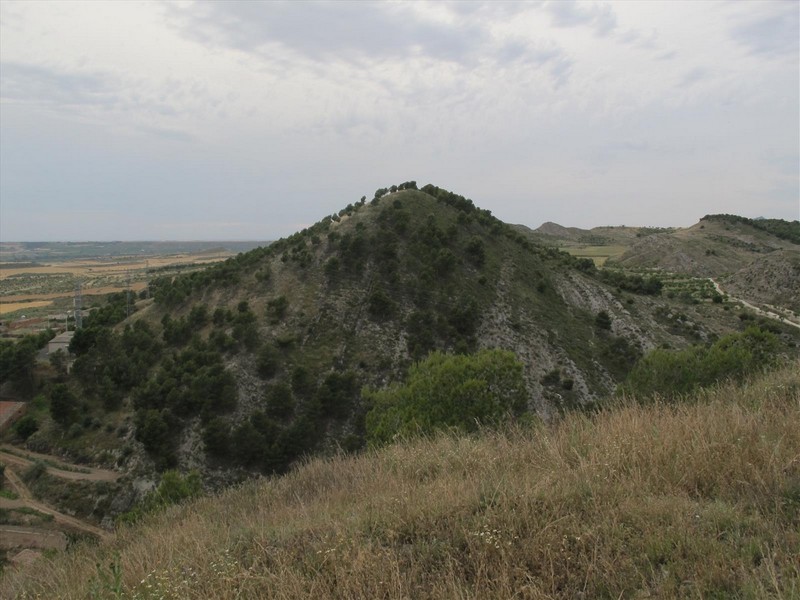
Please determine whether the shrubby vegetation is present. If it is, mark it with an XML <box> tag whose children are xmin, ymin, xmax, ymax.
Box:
<box><xmin>701</xmin><ymin>213</ymin><xmax>800</xmax><ymax>244</ymax></box>
<box><xmin>365</xmin><ymin>349</ymin><xmax>527</xmax><ymax>445</ymax></box>
<box><xmin>621</xmin><ymin>326</ymin><xmax>778</xmax><ymax>399</ymax></box>
<box><xmin>117</xmin><ymin>469</ymin><xmax>202</xmax><ymax>525</ymax></box>
<box><xmin>8</xmin><ymin>365</ymin><xmax>798</xmax><ymax>599</ymax></box>
<box><xmin>0</xmin><ymin>329</ymin><xmax>54</xmax><ymax>397</ymax></box>
<box><xmin>597</xmin><ymin>269</ymin><xmax>663</xmax><ymax>295</ymax></box>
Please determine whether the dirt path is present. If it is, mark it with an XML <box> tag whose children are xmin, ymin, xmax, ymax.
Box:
<box><xmin>0</xmin><ymin>445</ymin><xmax>120</xmax><ymax>482</ymax></box>
<box><xmin>2</xmin><ymin>464</ymin><xmax>111</xmax><ymax>540</ymax></box>
<box><xmin>709</xmin><ymin>279</ymin><xmax>800</xmax><ymax>330</ymax></box>
<box><xmin>0</xmin><ymin>526</ymin><xmax>67</xmax><ymax>551</ymax></box>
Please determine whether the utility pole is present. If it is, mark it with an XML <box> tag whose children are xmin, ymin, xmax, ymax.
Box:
<box><xmin>74</xmin><ymin>281</ymin><xmax>83</xmax><ymax>330</ymax></box>
<box><xmin>126</xmin><ymin>270</ymin><xmax>132</xmax><ymax>318</ymax></box>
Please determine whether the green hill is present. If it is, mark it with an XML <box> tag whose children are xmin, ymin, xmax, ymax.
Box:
<box><xmin>3</xmin><ymin>363</ymin><xmax>798</xmax><ymax>598</ymax></box>
<box><xmin>5</xmin><ymin>184</ymin><xmax>796</xmax><ymax>527</ymax></box>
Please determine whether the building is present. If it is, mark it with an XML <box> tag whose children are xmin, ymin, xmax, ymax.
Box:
<box><xmin>47</xmin><ymin>331</ymin><xmax>74</xmax><ymax>355</ymax></box>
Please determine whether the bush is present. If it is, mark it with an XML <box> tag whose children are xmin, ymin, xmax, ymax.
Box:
<box><xmin>267</xmin><ymin>296</ymin><xmax>289</xmax><ymax>323</ymax></box>
<box><xmin>49</xmin><ymin>383</ymin><xmax>78</xmax><ymax>426</ymax></box>
<box><xmin>257</xmin><ymin>344</ymin><xmax>280</xmax><ymax>379</ymax></box>
<box><xmin>367</xmin><ymin>287</ymin><xmax>395</xmax><ymax>320</ymax></box>
<box><xmin>265</xmin><ymin>383</ymin><xmax>294</xmax><ymax>419</ymax></box>
<box><xmin>12</xmin><ymin>414</ymin><xmax>38</xmax><ymax>441</ymax></box>
<box><xmin>595</xmin><ymin>310</ymin><xmax>612</xmax><ymax>330</ymax></box>
<box><xmin>365</xmin><ymin>349</ymin><xmax>527</xmax><ymax>445</ymax></box>
<box><xmin>622</xmin><ymin>326</ymin><xmax>779</xmax><ymax>400</ymax></box>
<box><xmin>118</xmin><ymin>470</ymin><xmax>202</xmax><ymax>525</ymax></box>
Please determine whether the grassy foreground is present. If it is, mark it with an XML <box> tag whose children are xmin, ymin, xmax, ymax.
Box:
<box><xmin>4</xmin><ymin>364</ymin><xmax>800</xmax><ymax>599</ymax></box>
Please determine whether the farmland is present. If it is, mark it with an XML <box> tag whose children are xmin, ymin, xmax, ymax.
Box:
<box><xmin>0</xmin><ymin>241</ymin><xmax>268</xmax><ymax>322</ymax></box>
<box><xmin>559</xmin><ymin>244</ymin><xmax>629</xmax><ymax>266</ymax></box>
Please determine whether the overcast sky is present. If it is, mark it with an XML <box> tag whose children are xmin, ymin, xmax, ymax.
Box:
<box><xmin>1</xmin><ymin>1</ymin><xmax>797</xmax><ymax>241</ymax></box>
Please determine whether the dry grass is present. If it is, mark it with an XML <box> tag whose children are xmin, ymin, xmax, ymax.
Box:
<box><xmin>4</xmin><ymin>364</ymin><xmax>799</xmax><ymax>599</ymax></box>
<box><xmin>0</xmin><ymin>255</ymin><xmax>230</xmax><ymax>281</ymax></box>
<box><xmin>561</xmin><ymin>245</ymin><xmax>629</xmax><ymax>266</ymax></box>
<box><xmin>0</xmin><ymin>301</ymin><xmax>53</xmax><ymax>315</ymax></box>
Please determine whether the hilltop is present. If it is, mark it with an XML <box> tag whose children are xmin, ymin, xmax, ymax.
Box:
<box><xmin>3</xmin><ymin>363</ymin><xmax>798</xmax><ymax>598</ymax></box>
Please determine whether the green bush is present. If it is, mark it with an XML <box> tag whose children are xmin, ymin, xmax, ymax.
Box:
<box><xmin>265</xmin><ymin>383</ymin><xmax>294</xmax><ymax>419</ymax></box>
<box><xmin>12</xmin><ymin>414</ymin><xmax>38</xmax><ymax>441</ymax></box>
<box><xmin>49</xmin><ymin>383</ymin><xmax>78</xmax><ymax>426</ymax></box>
<box><xmin>622</xmin><ymin>326</ymin><xmax>779</xmax><ymax>400</ymax></box>
<box><xmin>365</xmin><ymin>349</ymin><xmax>527</xmax><ymax>446</ymax></box>
<box><xmin>117</xmin><ymin>470</ymin><xmax>202</xmax><ymax>525</ymax></box>
<box><xmin>267</xmin><ymin>296</ymin><xmax>289</xmax><ymax>323</ymax></box>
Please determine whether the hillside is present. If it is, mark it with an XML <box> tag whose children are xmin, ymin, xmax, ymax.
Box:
<box><xmin>116</xmin><ymin>185</ymin><xmax>772</xmax><ymax>478</ymax></box>
<box><xmin>3</xmin><ymin>363</ymin><xmax>798</xmax><ymax>599</ymax></box>
<box><xmin>609</xmin><ymin>215</ymin><xmax>800</xmax><ymax>307</ymax></box>
<box><xmin>529</xmin><ymin>222</ymin><xmax>669</xmax><ymax>246</ymax></box>
<box><xmin>3</xmin><ymin>184</ymin><xmax>796</xmax><ymax>535</ymax></box>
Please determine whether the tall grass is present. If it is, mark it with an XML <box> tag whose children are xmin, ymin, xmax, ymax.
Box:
<box><xmin>4</xmin><ymin>363</ymin><xmax>799</xmax><ymax>599</ymax></box>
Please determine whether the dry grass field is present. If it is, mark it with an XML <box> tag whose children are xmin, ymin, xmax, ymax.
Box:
<box><xmin>4</xmin><ymin>362</ymin><xmax>798</xmax><ymax>599</ymax></box>
<box><xmin>0</xmin><ymin>252</ymin><xmax>231</xmax><ymax>320</ymax></box>
<box><xmin>0</xmin><ymin>301</ymin><xmax>53</xmax><ymax>316</ymax></box>
<box><xmin>0</xmin><ymin>254</ymin><xmax>229</xmax><ymax>281</ymax></box>
<box><xmin>560</xmin><ymin>244</ymin><xmax>629</xmax><ymax>266</ymax></box>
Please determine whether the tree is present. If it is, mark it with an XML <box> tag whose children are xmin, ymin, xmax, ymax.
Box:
<box><xmin>365</xmin><ymin>349</ymin><xmax>527</xmax><ymax>445</ymax></box>
<box><xmin>0</xmin><ymin>336</ymin><xmax>40</xmax><ymax>396</ymax></box>
<box><xmin>13</xmin><ymin>414</ymin><xmax>38</xmax><ymax>441</ymax></box>
<box><xmin>595</xmin><ymin>310</ymin><xmax>612</xmax><ymax>330</ymax></box>
<box><xmin>265</xmin><ymin>382</ymin><xmax>294</xmax><ymax>419</ymax></box>
<box><xmin>49</xmin><ymin>383</ymin><xmax>78</xmax><ymax>426</ymax></box>
<box><xmin>49</xmin><ymin>349</ymin><xmax>69</xmax><ymax>380</ymax></box>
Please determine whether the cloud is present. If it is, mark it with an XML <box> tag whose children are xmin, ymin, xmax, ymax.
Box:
<box><xmin>679</xmin><ymin>67</ymin><xmax>711</xmax><ymax>88</ymax></box>
<box><xmin>166</xmin><ymin>1</ymin><xmax>574</xmax><ymax>89</ymax></box>
<box><xmin>730</xmin><ymin>2</ymin><xmax>799</xmax><ymax>58</ymax></box>
<box><xmin>138</xmin><ymin>126</ymin><xmax>195</xmax><ymax>143</ymax></box>
<box><xmin>169</xmin><ymin>1</ymin><xmax>485</xmax><ymax>65</ymax></box>
<box><xmin>546</xmin><ymin>0</ymin><xmax>617</xmax><ymax>36</ymax></box>
<box><xmin>0</xmin><ymin>62</ymin><xmax>117</xmax><ymax>109</ymax></box>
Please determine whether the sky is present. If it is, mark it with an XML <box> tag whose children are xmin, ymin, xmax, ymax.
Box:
<box><xmin>0</xmin><ymin>0</ymin><xmax>798</xmax><ymax>241</ymax></box>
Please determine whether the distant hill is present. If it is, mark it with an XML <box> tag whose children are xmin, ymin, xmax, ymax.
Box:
<box><xmin>526</xmin><ymin>222</ymin><xmax>674</xmax><ymax>246</ymax></box>
<box><xmin>609</xmin><ymin>214</ymin><xmax>800</xmax><ymax>311</ymax></box>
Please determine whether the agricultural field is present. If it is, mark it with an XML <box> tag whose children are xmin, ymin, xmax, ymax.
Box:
<box><xmin>560</xmin><ymin>244</ymin><xmax>629</xmax><ymax>266</ymax></box>
<box><xmin>0</xmin><ymin>241</ymin><xmax>268</xmax><ymax>322</ymax></box>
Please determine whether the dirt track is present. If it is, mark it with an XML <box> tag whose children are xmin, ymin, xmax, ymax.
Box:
<box><xmin>0</xmin><ymin>526</ymin><xmax>67</xmax><ymax>551</ymax></box>
<box><xmin>0</xmin><ymin>445</ymin><xmax>120</xmax><ymax>482</ymax></box>
<box><xmin>710</xmin><ymin>279</ymin><xmax>800</xmax><ymax>330</ymax></box>
<box><xmin>1</xmin><ymin>446</ymin><xmax>115</xmax><ymax>546</ymax></box>
<box><xmin>2</xmin><ymin>467</ymin><xmax>110</xmax><ymax>540</ymax></box>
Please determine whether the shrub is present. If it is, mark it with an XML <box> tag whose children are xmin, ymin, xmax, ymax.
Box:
<box><xmin>257</xmin><ymin>344</ymin><xmax>280</xmax><ymax>379</ymax></box>
<box><xmin>49</xmin><ymin>384</ymin><xmax>78</xmax><ymax>426</ymax></box>
<box><xmin>12</xmin><ymin>415</ymin><xmax>38</xmax><ymax>441</ymax></box>
<box><xmin>595</xmin><ymin>310</ymin><xmax>612</xmax><ymax>330</ymax></box>
<box><xmin>365</xmin><ymin>349</ymin><xmax>527</xmax><ymax>445</ymax></box>
<box><xmin>267</xmin><ymin>296</ymin><xmax>289</xmax><ymax>323</ymax></box>
<box><xmin>367</xmin><ymin>287</ymin><xmax>395</xmax><ymax>320</ymax></box>
<box><xmin>622</xmin><ymin>326</ymin><xmax>779</xmax><ymax>400</ymax></box>
<box><xmin>265</xmin><ymin>383</ymin><xmax>295</xmax><ymax>419</ymax></box>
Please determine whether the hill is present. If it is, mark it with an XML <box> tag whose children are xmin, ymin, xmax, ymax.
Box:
<box><xmin>523</xmin><ymin>222</ymin><xmax>675</xmax><ymax>266</ymax></box>
<box><xmin>3</xmin><ymin>184</ymin><xmax>797</xmax><ymax>534</ymax></box>
<box><xmin>609</xmin><ymin>214</ymin><xmax>800</xmax><ymax>312</ymax></box>
<box><xmin>3</xmin><ymin>363</ymin><xmax>798</xmax><ymax>598</ymax></box>
<box><xmin>116</xmin><ymin>185</ymin><xmax>777</xmax><ymax>477</ymax></box>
